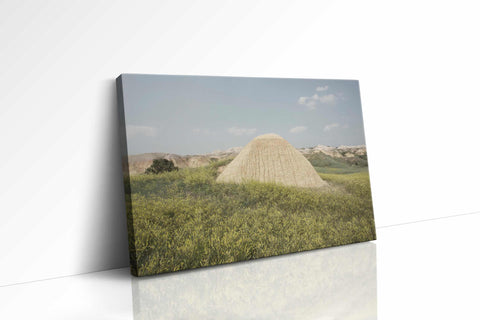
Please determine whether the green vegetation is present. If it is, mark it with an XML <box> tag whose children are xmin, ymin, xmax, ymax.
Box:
<box><xmin>126</xmin><ymin>158</ymin><xmax>375</xmax><ymax>276</ymax></box>
<box><xmin>305</xmin><ymin>152</ymin><xmax>368</xmax><ymax>174</ymax></box>
<box><xmin>145</xmin><ymin>158</ymin><xmax>178</xmax><ymax>174</ymax></box>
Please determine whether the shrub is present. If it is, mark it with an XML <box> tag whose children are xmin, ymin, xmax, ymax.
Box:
<box><xmin>145</xmin><ymin>158</ymin><xmax>178</xmax><ymax>174</ymax></box>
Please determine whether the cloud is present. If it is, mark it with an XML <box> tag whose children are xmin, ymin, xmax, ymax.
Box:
<box><xmin>126</xmin><ymin>125</ymin><xmax>156</xmax><ymax>137</ymax></box>
<box><xmin>298</xmin><ymin>96</ymin><xmax>308</xmax><ymax>104</ymax></box>
<box><xmin>289</xmin><ymin>126</ymin><xmax>308</xmax><ymax>133</ymax></box>
<box><xmin>316</xmin><ymin>85</ymin><xmax>329</xmax><ymax>92</ymax></box>
<box><xmin>298</xmin><ymin>93</ymin><xmax>337</xmax><ymax>110</ymax></box>
<box><xmin>323</xmin><ymin>123</ymin><xmax>340</xmax><ymax>132</ymax></box>
<box><xmin>317</xmin><ymin>94</ymin><xmax>337</xmax><ymax>104</ymax></box>
<box><xmin>227</xmin><ymin>126</ymin><xmax>257</xmax><ymax>136</ymax></box>
<box><xmin>297</xmin><ymin>96</ymin><xmax>317</xmax><ymax>110</ymax></box>
<box><xmin>192</xmin><ymin>128</ymin><xmax>213</xmax><ymax>135</ymax></box>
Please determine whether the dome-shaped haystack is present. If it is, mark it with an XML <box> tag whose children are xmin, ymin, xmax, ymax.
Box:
<box><xmin>217</xmin><ymin>133</ymin><xmax>327</xmax><ymax>188</ymax></box>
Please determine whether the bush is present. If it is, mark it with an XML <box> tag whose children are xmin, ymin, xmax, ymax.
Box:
<box><xmin>145</xmin><ymin>158</ymin><xmax>178</xmax><ymax>174</ymax></box>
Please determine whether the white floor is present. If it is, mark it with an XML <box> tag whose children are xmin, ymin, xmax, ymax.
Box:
<box><xmin>1</xmin><ymin>213</ymin><xmax>479</xmax><ymax>320</ymax></box>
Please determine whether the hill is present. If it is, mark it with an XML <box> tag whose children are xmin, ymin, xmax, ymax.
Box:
<box><xmin>127</xmin><ymin>145</ymin><xmax>367</xmax><ymax>175</ymax></box>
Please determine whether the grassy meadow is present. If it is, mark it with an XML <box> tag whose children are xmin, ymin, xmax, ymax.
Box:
<box><xmin>126</xmin><ymin>157</ymin><xmax>376</xmax><ymax>276</ymax></box>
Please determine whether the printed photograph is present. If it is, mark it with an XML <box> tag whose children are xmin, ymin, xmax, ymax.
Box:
<box><xmin>117</xmin><ymin>74</ymin><xmax>376</xmax><ymax>276</ymax></box>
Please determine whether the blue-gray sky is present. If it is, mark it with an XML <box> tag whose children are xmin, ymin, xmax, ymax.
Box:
<box><xmin>120</xmin><ymin>74</ymin><xmax>367</xmax><ymax>155</ymax></box>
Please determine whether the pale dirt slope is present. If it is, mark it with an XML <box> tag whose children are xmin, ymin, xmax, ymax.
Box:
<box><xmin>216</xmin><ymin>133</ymin><xmax>327</xmax><ymax>188</ymax></box>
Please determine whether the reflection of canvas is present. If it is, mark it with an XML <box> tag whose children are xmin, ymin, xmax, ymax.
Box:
<box><xmin>132</xmin><ymin>242</ymin><xmax>377</xmax><ymax>319</ymax></box>
<box><xmin>117</xmin><ymin>74</ymin><xmax>376</xmax><ymax>277</ymax></box>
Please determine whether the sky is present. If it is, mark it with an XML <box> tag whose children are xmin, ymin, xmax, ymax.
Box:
<box><xmin>120</xmin><ymin>74</ymin><xmax>367</xmax><ymax>155</ymax></box>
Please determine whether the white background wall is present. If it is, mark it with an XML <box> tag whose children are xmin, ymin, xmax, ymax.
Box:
<box><xmin>1</xmin><ymin>0</ymin><xmax>479</xmax><ymax>286</ymax></box>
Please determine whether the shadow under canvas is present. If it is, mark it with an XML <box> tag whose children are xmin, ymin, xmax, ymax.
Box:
<box><xmin>78</xmin><ymin>80</ymin><xmax>130</xmax><ymax>272</ymax></box>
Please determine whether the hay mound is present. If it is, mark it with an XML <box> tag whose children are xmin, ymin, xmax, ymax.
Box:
<box><xmin>217</xmin><ymin>133</ymin><xmax>327</xmax><ymax>188</ymax></box>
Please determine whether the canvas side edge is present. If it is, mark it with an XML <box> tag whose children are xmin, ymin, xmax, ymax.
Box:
<box><xmin>116</xmin><ymin>75</ymin><xmax>139</xmax><ymax>276</ymax></box>
<box><xmin>357</xmin><ymin>80</ymin><xmax>377</xmax><ymax>240</ymax></box>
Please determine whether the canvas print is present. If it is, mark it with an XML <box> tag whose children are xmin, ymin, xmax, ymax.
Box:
<box><xmin>116</xmin><ymin>74</ymin><xmax>376</xmax><ymax>277</ymax></box>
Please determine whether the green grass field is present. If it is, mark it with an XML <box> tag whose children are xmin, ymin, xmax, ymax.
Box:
<box><xmin>126</xmin><ymin>159</ymin><xmax>376</xmax><ymax>276</ymax></box>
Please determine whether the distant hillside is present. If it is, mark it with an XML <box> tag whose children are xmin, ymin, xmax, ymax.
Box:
<box><xmin>126</xmin><ymin>147</ymin><xmax>241</xmax><ymax>175</ymax></box>
<box><xmin>300</xmin><ymin>145</ymin><xmax>368</xmax><ymax>174</ymax></box>
<box><xmin>127</xmin><ymin>145</ymin><xmax>367</xmax><ymax>175</ymax></box>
